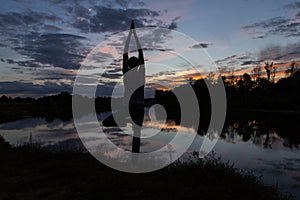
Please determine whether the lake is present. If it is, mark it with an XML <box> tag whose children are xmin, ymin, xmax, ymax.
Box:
<box><xmin>0</xmin><ymin>112</ymin><xmax>299</xmax><ymax>198</ymax></box>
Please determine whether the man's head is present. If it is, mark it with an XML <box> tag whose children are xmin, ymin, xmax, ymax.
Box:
<box><xmin>128</xmin><ymin>56</ymin><xmax>140</xmax><ymax>69</ymax></box>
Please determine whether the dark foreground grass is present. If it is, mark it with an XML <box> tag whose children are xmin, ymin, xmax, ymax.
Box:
<box><xmin>0</xmin><ymin>138</ymin><xmax>293</xmax><ymax>200</ymax></box>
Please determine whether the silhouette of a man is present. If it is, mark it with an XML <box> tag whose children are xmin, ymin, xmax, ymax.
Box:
<box><xmin>123</xmin><ymin>20</ymin><xmax>145</xmax><ymax>153</ymax></box>
<box><xmin>102</xmin><ymin>20</ymin><xmax>145</xmax><ymax>153</ymax></box>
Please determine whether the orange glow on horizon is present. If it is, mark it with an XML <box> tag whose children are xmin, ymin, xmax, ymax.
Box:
<box><xmin>156</xmin><ymin>87</ymin><xmax>171</xmax><ymax>91</ymax></box>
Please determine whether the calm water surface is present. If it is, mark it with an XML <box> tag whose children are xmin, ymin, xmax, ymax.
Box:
<box><xmin>0</xmin><ymin>113</ymin><xmax>299</xmax><ymax>198</ymax></box>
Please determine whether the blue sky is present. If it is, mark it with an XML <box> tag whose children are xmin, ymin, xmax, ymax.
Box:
<box><xmin>0</xmin><ymin>0</ymin><xmax>299</xmax><ymax>97</ymax></box>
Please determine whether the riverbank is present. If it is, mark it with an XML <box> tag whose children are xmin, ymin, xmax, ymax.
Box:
<box><xmin>0</xmin><ymin>136</ymin><xmax>293</xmax><ymax>200</ymax></box>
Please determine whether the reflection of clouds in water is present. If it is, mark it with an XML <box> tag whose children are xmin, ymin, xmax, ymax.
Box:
<box><xmin>0</xmin><ymin>117</ymin><xmax>46</xmax><ymax>130</ymax></box>
<box><xmin>0</xmin><ymin>117</ymin><xmax>74</xmax><ymax>132</ymax></box>
<box><xmin>0</xmin><ymin>118</ymin><xmax>76</xmax><ymax>146</ymax></box>
<box><xmin>45</xmin><ymin>120</ymin><xmax>74</xmax><ymax>130</ymax></box>
<box><xmin>83</xmin><ymin>126</ymin><xmax>180</xmax><ymax>153</ymax></box>
<box><xmin>1</xmin><ymin>117</ymin><xmax>300</xmax><ymax>196</ymax></box>
<box><xmin>75</xmin><ymin>113</ymin><xmax>198</xmax><ymax>160</ymax></box>
<box><xmin>143</xmin><ymin>120</ymin><xmax>196</xmax><ymax>133</ymax></box>
<box><xmin>1</xmin><ymin>116</ymin><xmax>298</xmax><ymax>153</ymax></box>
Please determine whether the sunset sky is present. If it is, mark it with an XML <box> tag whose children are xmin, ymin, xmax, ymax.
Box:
<box><xmin>0</xmin><ymin>0</ymin><xmax>299</xmax><ymax>97</ymax></box>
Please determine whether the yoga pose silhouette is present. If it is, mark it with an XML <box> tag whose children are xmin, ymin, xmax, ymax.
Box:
<box><xmin>103</xmin><ymin>20</ymin><xmax>145</xmax><ymax>153</ymax></box>
<box><xmin>123</xmin><ymin>20</ymin><xmax>145</xmax><ymax>153</ymax></box>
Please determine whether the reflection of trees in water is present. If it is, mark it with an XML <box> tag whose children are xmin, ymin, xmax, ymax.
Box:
<box><xmin>145</xmin><ymin>115</ymin><xmax>299</xmax><ymax>150</ymax></box>
<box><xmin>220</xmin><ymin>120</ymin><xmax>298</xmax><ymax>149</ymax></box>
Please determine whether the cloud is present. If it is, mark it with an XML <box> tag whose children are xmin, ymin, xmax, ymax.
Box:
<box><xmin>0</xmin><ymin>8</ymin><xmax>88</xmax><ymax>70</ymax></box>
<box><xmin>0</xmin><ymin>0</ymin><xmax>180</xmax><ymax>70</ymax></box>
<box><xmin>7</xmin><ymin>33</ymin><xmax>88</xmax><ymax>69</ymax></box>
<box><xmin>167</xmin><ymin>16</ymin><xmax>181</xmax><ymax>30</ymax></box>
<box><xmin>0</xmin><ymin>0</ymin><xmax>183</xmax><ymax>96</ymax></box>
<box><xmin>0</xmin><ymin>81</ymin><xmax>72</xmax><ymax>97</ymax></box>
<box><xmin>167</xmin><ymin>21</ymin><xmax>178</xmax><ymax>30</ymax></box>
<box><xmin>70</xmin><ymin>6</ymin><xmax>175</xmax><ymax>33</ymax></box>
<box><xmin>241</xmin><ymin>61</ymin><xmax>255</xmax><ymax>66</ymax></box>
<box><xmin>0</xmin><ymin>10</ymin><xmax>61</xmax><ymax>47</ymax></box>
<box><xmin>213</xmin><ymin>42</ymin><xmax>300</xmax><ymax>79</ymax></box>
<box><xmin>32</xmin><ymin>68</ymin><xmax>77</xmax><ymax>81</ymax></box>
<box><xmin>107</xmin><ymin>68</ymin><xmax>122</xmax><ymax>73</ymax></box>
<box><xmin>47</xmin><ymin>0</ymin><xmax>145</xmax><ymax>9</ymax></box>
<box><xmin>42</xmin><ymin>25</ymin><xmax>62</xmax><ymax>32</ymax></box>
<box><xmin>190</xmin><ymin>42</ymin><xmax>212</xmax><ymax>49</ymax></box>
<box><xmin>0</xmin><ymin>10</ymin><xmax>60</xmax><ymax>27</ymax></box>
<box><xmin>258</xmin><ymin>43</ymin><xmax>300</xmax><ymax>62</ymax></box>
<box><xmin>242</xmin><ymin>15</ymin><xmax>300</xmax><ymax>38</ymax></box>
<box><xmin>243</xmin><ymin>2</ymin><xmax>300</xmax><ymax>39</ymax></box>
<box><xmin>284</xmin><ymin>2</ymin><xmax>300</xmax><ymax>10</ymax></box>
<box><xmin>215</xmin><ymin>53</ymin><xmax>259</xmax><ymax>74</ymax></box>
<box><xmin>72</xmin><ymin>81</ymin><xmax>116</xmax><ymax>97</ymax></box>
<box><xmin>48</xmin><ymin>0</ymin><xmax>180</xmax><ymax>33</ymax></box>
<box><xmin>101</xmin><ymin>72</ymin><xmax>122</xmax><ymax>79</ymax></box>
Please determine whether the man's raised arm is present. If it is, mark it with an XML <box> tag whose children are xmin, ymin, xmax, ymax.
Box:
<box><xmin>123</xmin><ymin>27</ymin><xmax>133</xmax><ymax>74</ymax></box>
<box><xmin>133</xmin><ymin>28</ymin><xmax>144</xmax><ymax>65</ymax></box>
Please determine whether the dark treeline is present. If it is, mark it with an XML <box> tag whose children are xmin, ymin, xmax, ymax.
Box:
<box><xmin>0</xmin><ymin>92</ymin><xmax>155</xmax><ymax>123</ymax></box>
<box><xmin>0</xmin><ymin>62</ymin><xmax>299</xmax><ymax>128</ymax></box>
<box><xmin>225</xmin><ymin>62</ymin><xmax>300</xmax><ymax>111</ymax></box>
<box><xmin>155</xmin><ymin>62</ymin><xmax>300</xmax><ymax>136</ymax></box>
<box><xmin>0</xmin><ymin>92</ymin><xmax>111</xmax><ymax>123</ymax></box>
<box><xmin>157</xmin><ymin>62</ymin><xmax>300</xmax><ymax>116</ymax></box>
<box><xmin>157</xmin><ymin>62</ymin><xmax>300</xmax><ymax>114</ymax></box>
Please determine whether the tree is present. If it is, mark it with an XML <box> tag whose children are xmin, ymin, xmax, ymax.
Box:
<box><xmin>243</xmin><ymin>73</ymin><xmax>252</xmax><ymax>85</ymax></box>
<box><xmin>237</xmin><ymin>73</ymin><xmax>253</xmax><ymax>91</ymax></box>
<box><xmin>264</xmin><ymin>62</ymin><xmax>273</xmax><ymax>81</ymax></box>
<box><xmin>285</xmin><ymin>61</ymin><xmax>297</xmax><ymax>77</ymax></box>
<box><xmin>206</xmin><ymin>72</ymin><xmax>216</xmax><ymax>84</ymax></box>
<box><xmin>271</xmin><ymin>65</ymin><xmax>278</xmax><ymax>82</ymax></box>
<box><xmin>256</xmin><ymin>77</ymin><xmax>271</xmax><ymax>91</ymax></box>
<box><xmin>264</xmin><ymin>62</ymin><xmax>277</xmax><ymax>82</ymax></box>
<box><xmin>252</xmin><ymin>65</ymin><xmax>262</xmax><ymax>83</ymax></box>
<box><xmin>227</xmin><ymin>68</ymin><xmax>237</xmax><ymax>86</ymax></box>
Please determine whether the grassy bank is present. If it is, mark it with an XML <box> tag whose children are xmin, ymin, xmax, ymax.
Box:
<box><xmin>0</xmin><ymin>137</ymin><xmax>293</xmax><ymax>200</ymax></box>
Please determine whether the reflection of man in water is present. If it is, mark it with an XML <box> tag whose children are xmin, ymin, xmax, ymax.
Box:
<box><xmin>123</xmin><ymin>20</ymin><xmax>145</xmax><ymax>153</ymax></box>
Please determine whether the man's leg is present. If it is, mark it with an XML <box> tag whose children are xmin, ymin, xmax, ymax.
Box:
<box><xmin>130</xmin><ymin>103</ymin><xmax>144</xmax><ymax>153</ymax></box>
